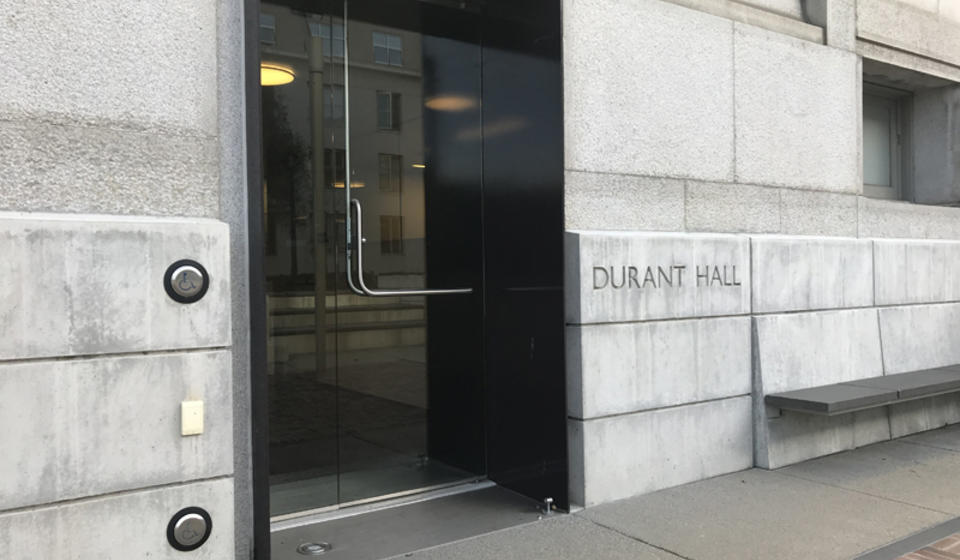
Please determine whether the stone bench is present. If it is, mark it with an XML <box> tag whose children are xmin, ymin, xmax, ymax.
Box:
<box><xmin>765</xmin><ymin>366</ymin><xmax>960</xmax><ymax>416</ymax></box>
<box><xmin>753</xmin><ymin>305</ymin><xmax>960</xmax><ymax>469</ymax></box>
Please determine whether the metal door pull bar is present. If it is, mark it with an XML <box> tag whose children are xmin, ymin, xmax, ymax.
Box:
<box><xmin>347</xmin><ymin>199</ymin><xmax>472</xmax><ymax>297</ymax></box>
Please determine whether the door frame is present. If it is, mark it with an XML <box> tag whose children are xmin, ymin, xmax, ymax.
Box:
<box><xmin>243</xmin><ymin>0</ymin><xmax>272</xmax><ymax>558</ymax></box>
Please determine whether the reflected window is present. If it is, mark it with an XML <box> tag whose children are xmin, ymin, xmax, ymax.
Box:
<box><xmin>259</xmin><ymin>14</ymin><xmax>276</xmax><ymax>44</ymax></box>
<box><xmin>378</xmin><ymin>154</ymin><xmax>402</xmax><ymax>192</ymax></box>
<box><xmin>373</xmin><ymin>31</ymin><xmax>403</xmax><ymax>66</ymax></box>
<box><xmin>323</xmin><ymin>85</ymin><xmax>345</xmax><ymax>120</ymax></box>
<box><xmin>310</xmin><ymin>22</ymin><xmax>345</xmax><ymax>57</ymax></box>
<box><xmin>377</xmin><ymin>91</ymin><xmax>401</xmax><ymax>130</ymax></box>
<box><xmin>379</xmin><ymin>215</ymin><xmax>404</xmax><ymax>255</ymax></box>
<box><xmin>324</xmin><ymin>149</ymin><xmax>345</xmax><ymax>189</ymax></box>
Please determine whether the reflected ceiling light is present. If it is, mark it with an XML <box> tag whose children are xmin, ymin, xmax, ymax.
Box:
<box><xmin>424</xmin><ymin>95</ymin><xmax>478</xmax><ymax>112</ymax></box>
<box><xmin>261</xmin><ymin>62</ymin><xmax>296</xmax><ymax>86</ymax></box>
<box><xmin>333</xmin><ymin>181</ymin><xmax>365</xmax><ymax>189</ymax></box>
<box><xmin>411</xmin><ymin>163</ymin><xmax>426</xmax><ymax>169</ymax></box>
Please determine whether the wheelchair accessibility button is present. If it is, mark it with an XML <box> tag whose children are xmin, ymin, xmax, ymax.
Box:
<box><xmin>172</xmin><ymin>266</ymin><xmax>203</xmax><ymax>297</ymax></box>
<box><xmin>164</xmin><ymin>260</ymin><xmax>210</xmax><ymax>304</ymax></box>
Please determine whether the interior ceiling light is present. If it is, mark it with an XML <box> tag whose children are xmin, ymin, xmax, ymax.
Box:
<box><xmin>424</xmin><ymin>95</ymin><xmax>478</xmax><ymax>112</ymax></box>
<box><xmin>411</xmin><ymin>163</ymin><xmax>426</xmax><ymax>169</ymax></box>
<box><xmin>261</xmin><ymin>62</ymin><xmax>296</xmax><ymax>86</ymax></box>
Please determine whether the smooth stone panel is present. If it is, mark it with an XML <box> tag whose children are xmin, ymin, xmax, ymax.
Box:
<box><xmin>753</xmin><ymin>309</ymin><xmax>883</xmax><ymax>395</ymax></box>
<box><xmin>879</xmin><ymin>303</ymin><xmax>960</xmax><ymax>373</ymax></box>
<box><xmin>874</xmin><ymin>239</ymin><xmax>960</xmax><ymax>305</ymax></box>
<box><xmin>567</xmin><ymin>317</ymin><xmax>751</xmax><ymax>418</ymax></box>
<box><xmin>564</xmin><ymin>170</ymin><xmax>684</xmax><ymax>232</ymax></box>
<box><xmin>569</xmin><ymin>396</ymin><xmax>752</xmax><ymax>507</ymax></box>
<box><xmin>751</xmin><ymin>236</ymin><xmax>873</xmax><ymax>313</ymax></box>
<box><xmin>566</xmin><ymin>231</ymin><xmax>750</xmax><ymax>324</ymax></box>
<box><xmin>0</xmin><ymin>118</ymin><xmax>219</xmax><ymax>217</ymax></box>
<box><xmin>753</xmin><ymin>309</ymin><xmax>889</xmax><ymax>467</ymax></box>
<box><xmin>0</xmin><ymin>0</ymin><xmax>217</xmax><ymax>134</ymax></box>
<box><xmin>0</xmin><ymin>351</ymin><xmax>232</xmax><ymax>511</ymax></box>
<box><xmin>563</xmin><ymin>0</ymin><xmax>734</xmax><ymax>181</ymax></box>
<box><xmin>756</xmin><ymin>408</ymin><xmax>890</xmax><ymax>469</ymax></box>
<box><xmin>0</xmin><ymin>214</ymin><xmax>231</xmax><ymax>360</ymax></box>
<box><xmin>889</xmin><ymin>394</ymin><xmax>960</xmax><ymax>439</ymax></box>
<box><xmin>0</xmin><ymin>478</ymin><xmax>234</xmax><ymax>559</ymax></box>
<box><xmin>734</xmin><ymin>23</ymin><xmax>859</xmax><ymax>192</ymax></box>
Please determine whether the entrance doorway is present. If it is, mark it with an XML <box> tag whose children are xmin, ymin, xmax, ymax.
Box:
<box><xmin>256</xmin><ymin>0</ymin><xmax>566</xmax><ymax>521</ymax></box>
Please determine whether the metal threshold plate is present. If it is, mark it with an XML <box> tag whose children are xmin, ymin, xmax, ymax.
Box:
<box><xmin>271</xmin><ymin>485</ymin><xmax>545</xmax><ymax>560</ymax></box>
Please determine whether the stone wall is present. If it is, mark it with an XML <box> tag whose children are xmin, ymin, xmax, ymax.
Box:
<box><xmin>564</xmin><ymin>0</ymin><xmax>960</xmax><ymax>239</ymax></box>
<box><xmin>567</xmin><ymin>232</ymin><xmax>960</xmax><ymax>505</ymax></box>
<box><xmin>564</xmin><ymin>0</ymin><xmax>960</xmax><ymax>507</ymax></box>
<box><xmin>0</xmin><ymin>0</ymin><xmax>245</xmax><ymax>557</ymax></box>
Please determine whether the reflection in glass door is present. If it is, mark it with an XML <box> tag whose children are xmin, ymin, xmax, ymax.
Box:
<box><xmin>261</xmin><ymin>0</ymin><xmax>486</xmax><ymax>517</ymax></box>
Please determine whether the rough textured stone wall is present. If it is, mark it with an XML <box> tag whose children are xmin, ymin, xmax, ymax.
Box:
<box><xmin>0</xmin><ymin>0</ymin><xmax>246</xmax><ymax>557</ymax></box>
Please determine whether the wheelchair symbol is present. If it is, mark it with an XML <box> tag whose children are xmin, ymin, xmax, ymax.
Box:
<box><xmin>178</xmin><ymin>272</ymin><xmax>198</xmax><ymax>292</ymax></box>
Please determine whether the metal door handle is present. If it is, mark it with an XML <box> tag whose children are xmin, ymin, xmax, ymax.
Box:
<box><xmin>346</xmin><ymin>199</ymin><xmax>472</xmax><ymax>297</ymax></box>
<box><xmin>339</xmin><ymin>4</ymin><xmax>469</xmax><ymax>298</ymax></box>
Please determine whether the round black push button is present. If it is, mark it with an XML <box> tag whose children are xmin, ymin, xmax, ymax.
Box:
<box><xmin>164</xmin><ymin>260</ymin><xmax>210</xmax><ymax>304</ymax></box>
<box><xmin>167</xmin><ymin>507</ymin><xmax>212</xmax><ymax>551</ymax></box>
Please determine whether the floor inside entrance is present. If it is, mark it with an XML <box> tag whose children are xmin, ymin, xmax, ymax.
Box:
<box><xmin>269</xmin><ymin>345</ymin><xmax>478</xmax><ymax>515</ymax></box>
<box><xmin>272</xmin><ymin>423</ymin><xmax>960</xmax><ymax>559</ymax></box>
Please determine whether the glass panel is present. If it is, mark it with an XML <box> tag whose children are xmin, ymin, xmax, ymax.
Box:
<box><xmin>864</xmin><ymin>95</ymin><xmax>893</xmax><ymax>188</ymax></box>
<box><xmin>389</xmin><ymin>49</ymin><xmax>403</xmax><ymax>67</ymax></box>
<box><xmin>261</xmin><ymin>2</ymin><xmax>345</xmax><ymax>516</ymax></box>
<box><xmin>262</xmin><ymin>0</ymin><xmax>485</xmax><ymax>517</ymax></box>
<box><xmin>376</xmin><ymin>92</ymin><xmax>392</xmax><ymax>129</ymax></box>
<box><xmin>259</xmin><ymin>14</ymin><xmax>276</xmax><ymax>44</ymax></box>
<box><xmin>336</xmin><ymin>0</ymin><xmax>482</xmax><ymax>505</ymax></box>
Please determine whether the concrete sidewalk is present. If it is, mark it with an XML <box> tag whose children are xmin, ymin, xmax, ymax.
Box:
<box><xmin>395</xmin><ymin>423</ymin><xmax>960</xmax><ymax>560</ymax></box>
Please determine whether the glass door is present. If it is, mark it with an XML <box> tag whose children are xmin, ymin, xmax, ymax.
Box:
<box><xmin>261</xmin><ymin>0</ymin><xmax>486</xmax><ymax>517</ymax></box>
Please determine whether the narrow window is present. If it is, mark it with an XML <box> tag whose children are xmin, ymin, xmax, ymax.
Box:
<box><xmin>259</xmin><ymin>14</ymin><xmax>276</xmax><ymax>45</ymax></box>
<box><xmin>377</xmin><ymin>91</ymin><xmax>401</xmax><ymax>130</ymax></box>
<box><xmin>378</xmin><ymin>154</ymin><xmax>402</xmax><ymax>192</ymax></box>
<box><xmin>373</xmin><ymin>32</ymin><xmax>403</xmax><ymax>66</ymax></box>
<box><xmin>322</xmin><ymin>85</ymin><xmax>345</xmax><ymax>120</ymax></box>
<box><xmin>310</xmin><ymin>22</ymin><xmax>345</xmax><ymax>57</ymax></box>
<box><xmin>324</xmin><ymin>149</ymin><xmax>345</xmax><ymax>189</ymax></box>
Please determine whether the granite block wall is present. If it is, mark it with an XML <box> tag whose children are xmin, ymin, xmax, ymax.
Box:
<box><xmin>564</xmin><ymin>0</ymin><xmax>960</xmax><ymax>506</ymax></box>
<box><xmin>0</xmin><ymin>0</ymin><xmax>245</xmax><ymax>556</ymax></box>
